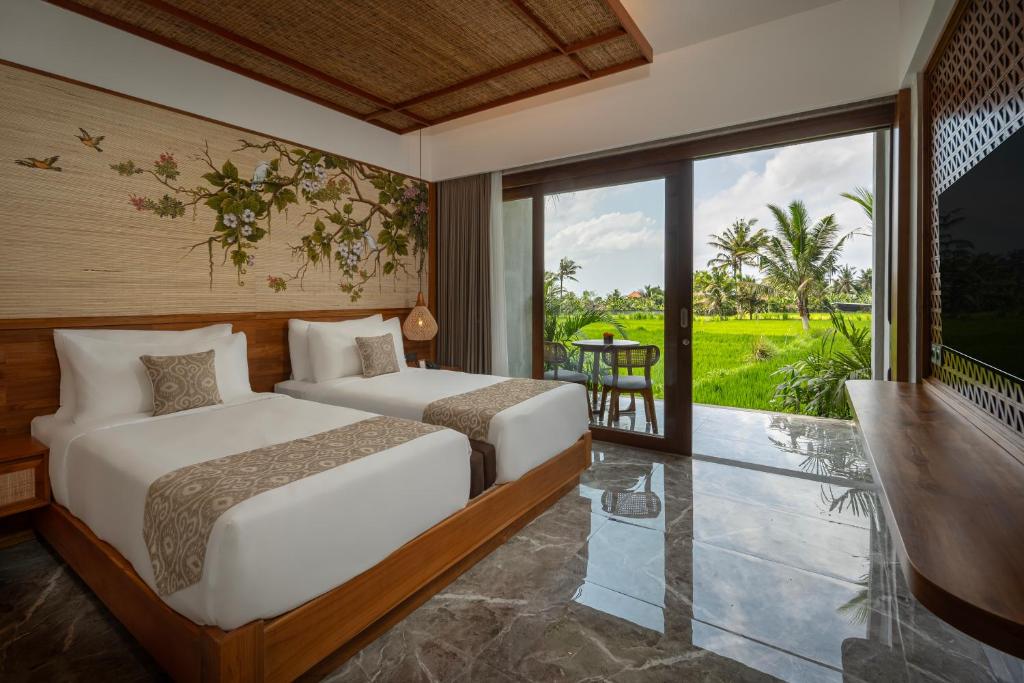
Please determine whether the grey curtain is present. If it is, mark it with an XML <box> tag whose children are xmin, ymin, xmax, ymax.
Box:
<box><xmin>437</xmin><ymin>173</ymin><xmax>491</xmax><ymax>373</ymax></box>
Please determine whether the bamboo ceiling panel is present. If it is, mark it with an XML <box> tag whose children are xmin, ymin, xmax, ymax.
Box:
<box><xmin>47</xmin><ymin>0</ymin><xmax>653</xmax><ymax>133</ymax></box>
<box><xmin>0</xmin><ymin>63</ymin><xmax>429</xmax><ymax>318</ymax></box>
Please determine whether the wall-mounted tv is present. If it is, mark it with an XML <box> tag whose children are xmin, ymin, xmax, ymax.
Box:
<box><xmin>938</xmin><ymin>126</ymin><xmax>1024</xmax><ymax>383</ymax></box>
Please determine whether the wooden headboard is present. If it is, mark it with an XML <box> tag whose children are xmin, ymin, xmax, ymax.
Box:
<box><xmin>0</xmin><ymin>308</ymin><xmax>433</xmax><ymax>435</ymax></box>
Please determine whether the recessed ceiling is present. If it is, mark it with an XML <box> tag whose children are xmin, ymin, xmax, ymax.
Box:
<box><xmin>622</xmin><ymin>0</ymin><xmax>843</xmax><ymax>54</ymax></box>
<box><xmin>47</xmin><ymin>0</ymin><xmax>653</xmax><ymax>134</ymax></box>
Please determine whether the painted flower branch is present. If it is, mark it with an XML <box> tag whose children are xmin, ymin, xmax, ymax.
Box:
<box><xmin>111</xmin><ymin>138</ymin><xmax>427</xmax><ymax>299</ymax></box>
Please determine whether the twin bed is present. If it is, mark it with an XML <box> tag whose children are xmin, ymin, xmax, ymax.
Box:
<box><xmin>22</xmin><ymin>311</ymin><xmax>591</xmax><ymax>681</ymax></box>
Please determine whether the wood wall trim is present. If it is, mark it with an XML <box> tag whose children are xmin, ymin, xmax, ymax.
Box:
<box><xmin>502</xmin><ymin>100</ymin><xmax>896</xmax><ymax>190</ymax></box>
<box><xmin>34</xmin><ymin>432</ymin><xmax>591</xmax><ymax>681</ymax></box>
<box><xmin>0</xmin><ymin>308</ymin><xmax>432</xmax><ymax>435</ymax></box>
<box><xmin>0</xmin><ymin>58</ymin><xmax>427</xmax><ymax>182</ymax></box>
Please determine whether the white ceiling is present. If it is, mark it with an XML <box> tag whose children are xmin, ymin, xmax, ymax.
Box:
<box><xmin>622</xmin><ymin>0</ymin><xmax>845</xmax><ymax>54</ymax></box>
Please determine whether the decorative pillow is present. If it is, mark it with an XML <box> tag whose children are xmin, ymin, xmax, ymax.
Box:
<box><xmin>53</xmin><ymin>324</ymin><xmax>231</xmax><ymax>419</ymax></box>
<box><xmin>355</xmin><ymin>334</ymin><xmax>401</xmax><ymax>378</ymax></box>
<box><xmin>140</xmin><ymin>350</ymin><xmax>223</xmax><ymax>416</ymax></box>
<box><xmin>63</xmin><ymin>332</ymin><xmax>251</xmax><ymax>423</ymax></box>
<box><xmin>288</xmin><ymin>314</ymin><xmax>381</xmax><ymax>381</ymax></box>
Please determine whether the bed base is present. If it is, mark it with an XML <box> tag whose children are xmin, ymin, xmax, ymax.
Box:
<box><xmin>32</xmin><ymin>431</ymin><xmax>591</xmax><ymax>682</ymax></box>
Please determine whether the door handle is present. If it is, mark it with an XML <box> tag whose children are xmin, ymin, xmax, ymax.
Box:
<box><xmin>680</xmin><ymin>307</ymin><xmax>689</xmax><ymax>329</ymax></box>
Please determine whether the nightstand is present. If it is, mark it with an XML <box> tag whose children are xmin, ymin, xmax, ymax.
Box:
<box><xmin>0</xmin><ymin>435</ymin><xmax>50</xmax><ymax>518</ymax></box>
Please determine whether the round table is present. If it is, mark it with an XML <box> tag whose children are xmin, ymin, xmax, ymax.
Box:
<box><xmin>571</xmin><ymin>339</ymin><xmax>639</xmax><ymax>411</ymax></box>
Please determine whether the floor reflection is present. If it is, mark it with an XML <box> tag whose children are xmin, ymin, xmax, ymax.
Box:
<box><xmin>2</xmin><ymin>407</ymin><xmax>1020</xmax><ymax>682</ymax></box>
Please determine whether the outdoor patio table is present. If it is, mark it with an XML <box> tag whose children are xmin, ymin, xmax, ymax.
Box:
<box><xmin>571</xmin><ymin>339</ymin><xmax>640</xmax><ymax>411</ymax></box>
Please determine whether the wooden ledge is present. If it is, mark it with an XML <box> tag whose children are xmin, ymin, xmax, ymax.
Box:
<box><xmin>846</xmin><ymin>380</ymin><xmax>1024</xmax><ymax>657</ymax></box>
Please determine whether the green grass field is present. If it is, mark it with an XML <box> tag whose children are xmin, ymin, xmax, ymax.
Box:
<box><xmin>577</xmin><ymin>313</ymin><xmax>870</xmax><ymax>413</ymax></box>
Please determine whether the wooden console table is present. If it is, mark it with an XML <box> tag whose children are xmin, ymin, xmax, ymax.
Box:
<box><xmin>846</xmin><ymin>380</ymin><xmax>1024</xmax><ymax>657</ymax></box>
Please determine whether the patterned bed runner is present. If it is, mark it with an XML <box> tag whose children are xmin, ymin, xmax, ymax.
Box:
<box><xmin>143</xmin><ymin>415</ymin><xmax>442</xmax><ymax>596</ymax></box>
<box><xmin>422</xmin><ymin>378</ymin><xmax>564</xmax><ymax>442</ymax></box>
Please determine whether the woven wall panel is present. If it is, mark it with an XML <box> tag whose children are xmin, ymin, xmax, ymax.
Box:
<box><xmin>928</xmin><ymin>0</ymin><xmax>1024</xmax><ymax>432</ymax></box>
<box><xmin>0</xmin><ymin>64</ymin><xmax>429</xmax><ymax>318</ymax></box>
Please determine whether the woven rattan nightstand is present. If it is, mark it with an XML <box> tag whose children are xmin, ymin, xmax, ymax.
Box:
<box><xmin>0</xmin><ymin>435</ymin><xmax>50</xmax><ymax>518</ymax></box>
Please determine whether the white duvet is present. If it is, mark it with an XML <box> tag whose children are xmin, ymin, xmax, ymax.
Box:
<box><xmin>275</xmin><ymin>368</ymin><xmax>589</xmax><ymax>484</ymax></box>
<box><xmin>31</xmin><ymin>393</ymin><xmax>470</xmax><ymax>629</ymax></box>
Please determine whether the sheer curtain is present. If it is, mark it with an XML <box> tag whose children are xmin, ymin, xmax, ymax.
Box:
<box><xmin>489</xmin><ymin>172</ymin><xmax>510</xmax><ymax>376</ymax></box>
<box><xmin>499</xmin><ymin>194</ymin><xmax>533</xmax><ymax>378</ymax></box>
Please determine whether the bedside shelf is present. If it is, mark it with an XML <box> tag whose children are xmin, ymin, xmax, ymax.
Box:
<box><xmin>0</xmin><ymin>435</ymin><xmax>50</xmax><ymax>517</ymax></box>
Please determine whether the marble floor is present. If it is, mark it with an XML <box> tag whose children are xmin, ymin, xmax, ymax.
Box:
<box><xmin>2</xmin><ymin>408</ymin><xmax>1021</xmax><ymax>682</ymax></box>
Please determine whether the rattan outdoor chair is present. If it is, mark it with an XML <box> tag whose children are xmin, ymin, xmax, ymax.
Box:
<box><xmin>599</xmin><ymin>344</ymin><xmax>660</xmax><ymax>433</ymax></box>
<box><xmin>543</xmin><ymin>341</ymin><xmax>591</xmax><ymax>418</ymax></box>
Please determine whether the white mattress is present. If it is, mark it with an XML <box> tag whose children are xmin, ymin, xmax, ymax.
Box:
<box><xmin>30</xmin><ymin>393</ymin><xmax>470</xmax><ymax>629</ymax></box>
<box><xmin>275</xmin><ymin>368</ymin><xmax>589</xmax><ymax>484</ymax></box>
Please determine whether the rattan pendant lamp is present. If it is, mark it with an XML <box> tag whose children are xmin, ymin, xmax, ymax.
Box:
<box><xmin>402</xmin><ymin>131</ymin><xmax>438</xmax><ymax>342</ymax></box>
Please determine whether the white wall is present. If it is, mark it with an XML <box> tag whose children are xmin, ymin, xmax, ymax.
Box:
<box><xmin>0</xmin><ymin>0</ymin><xmax>420</xmax><ymax>177</ymax></box>
<box><xmin>423</xmin><ymin>0</ymin><xmax>924</xmax><ymax>180</ymax></box>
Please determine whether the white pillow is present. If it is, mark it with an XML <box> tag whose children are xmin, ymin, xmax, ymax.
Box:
<box><xmin>288</xmin><ymin>314</ymin><xmax>382</xmax><ymax>381</ymax></box>
<box><xmin>54</xmin><ymin>324</ymin><xmax>231</xmax><ymax>419</ymax></box>
<box><xmin>64</xmin><ymin>332</ymin><xmax>251</xmax><ymax>423</ymax></box>
<box><xmin>307</xmin><ymin>317</ymin><xmax>393</xmax><ymax>382</ymax></box>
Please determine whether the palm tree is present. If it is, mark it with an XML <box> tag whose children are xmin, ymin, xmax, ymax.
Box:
<box><xmin>707</xmin><ymin>218</ymin><xmax>768</xmax><ymax>277</ymax></box>
<box><xmin>695</xmin><ymin>268</ymin><xmax>736</xmax><ymax>319</ymax></box>
<box><xmin>735</xmin><ymin>277</ymin><xmax>770</xmax><ymax>320</ymax></box>
<box><xmin>856</xmin><ymin>268</ymin><xmax>872</xmax><ymax>294</ymax></box>
<box><xmin>832</xmin><ymin>265</ymin><xmax>858</xmax><ymax>295</ymax></box>
<box><xmin>556</xmin><ymin>257</ymin><xmax>580</xmax><ymax>297</ymax></box>
<box><xmin>840</xmin><ymin>187</ymin><xmax>873</xmax><ymax>233</ymax></box>
<box><xmin>642</xmin><ymin>284</ymin><xmax>665</xmax><ymax>310</ymax></box>
<box><xmin>759</xmin><ymin>200</ymin><xmax>851</xmax><ymax>330</ymax></box>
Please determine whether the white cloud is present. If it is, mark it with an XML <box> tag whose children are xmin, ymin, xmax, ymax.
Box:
<box><xmin>695</xmin><ymin>134</ymin><xmax>875</xmax><ymax>274</ymax></box>
<box><xmin>545</xmin><ymin>210</ymin><xmax>662</xmax><ymax>262</ymax></box>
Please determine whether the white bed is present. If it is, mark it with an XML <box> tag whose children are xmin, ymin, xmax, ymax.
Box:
<box><xmin>276</xmin><ymin>368</ymin><xmax>589</xmax><ymax>484</ymax></box>
<box><xmin>31</xmin><ymin>392</ymin><xmax>470</xmax><ymax>630</ymax></box>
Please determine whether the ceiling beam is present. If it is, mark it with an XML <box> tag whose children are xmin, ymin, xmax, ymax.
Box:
<box><xmin>363</xmin><ymin>26</ymin><xmax>626</xmax><ymax>123</ymax></box>
<box><xmin>42</xmin><ymin>0</ymin><xmax>407</xmax><ymax>134</ymax></box>
<box><xmin>505</xmin><ymin>0</ymin><xmax>593</xmax><ymax>79</ymax></box>
<box><xmin>132</xmin><ymin>0</ymin><xmax>431</xmax><ymax>127</ymax></box>
<box><xmin>601</xmin><ymin>0</ymin><xmax>654</xmax><ymax>62</ymax></box>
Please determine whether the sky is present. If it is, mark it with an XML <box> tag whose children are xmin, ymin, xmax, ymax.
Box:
<box><xmin>543</xmin><ymin>132</ymin><xmax>875</xmax><ymax>295</ymax></box>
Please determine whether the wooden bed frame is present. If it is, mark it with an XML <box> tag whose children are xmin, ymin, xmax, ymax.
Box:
<box><xmin>1</xmin><ymin>310</ymin><xmax>592</xmax><ymax>680</ymax></box>
<box><xmin>33</xmin><ymin>432</ymin><xmax>591</xmax><ymax>682</ymax></box>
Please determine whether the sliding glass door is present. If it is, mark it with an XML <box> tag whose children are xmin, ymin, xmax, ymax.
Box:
<box><xmin>505</xmin><ymin>162</ymin><xmax>692</xmax><ymax>453</ymax></box>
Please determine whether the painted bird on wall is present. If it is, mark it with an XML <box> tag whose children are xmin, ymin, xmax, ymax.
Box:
<box><xmin>76</xmin><ymin>128</ymin><xmax>104</xmax><ymax>152</ymax></box>
<box><xmin>14</xmin><ymin>156</ymin><xmax>62</xmax><ymax>171</ymax></box>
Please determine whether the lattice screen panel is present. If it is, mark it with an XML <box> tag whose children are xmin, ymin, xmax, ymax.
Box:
<box><xmin>928</xmin><ymin>0</ymin><xmax>1024</xmax><ymax>433</ymax></box>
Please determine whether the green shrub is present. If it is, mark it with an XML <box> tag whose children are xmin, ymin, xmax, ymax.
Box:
<box><xmin>771</xmin><ymin>307</ymin><xmax>871</xmax><ymax>419</ymax></box>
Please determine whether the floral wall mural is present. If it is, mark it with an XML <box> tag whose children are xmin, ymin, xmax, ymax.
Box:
<box><xmin>0</xmin><ymin>63</ymin><xmax>429</xmax><ymax>318</ymax></box>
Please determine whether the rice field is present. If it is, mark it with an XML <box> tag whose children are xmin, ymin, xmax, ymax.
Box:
<box><xmin>577</xmin><ymin>313</ymin><xmax>870</xmax><ymax>412</ymax></box>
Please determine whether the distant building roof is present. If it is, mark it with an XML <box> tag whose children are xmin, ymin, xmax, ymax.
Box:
<box><xmin>627</xmin><ymin>290</ymin><xmax>644</xmax><ymax>299</ymax></box>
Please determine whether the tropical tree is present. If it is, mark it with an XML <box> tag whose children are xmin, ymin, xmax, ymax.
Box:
<box><xmin>856</xmin><ymin>268</ymin><xmax>872</xmax><ymax>294</ymax></box>
<box><xmin>759</xmin><ymin>200</ymin><xmax>852</xmax><ymax>330</ymax></box>
<box><xmin>694</xmin><ymin>268</ymin><xmax>737</xmax><ymax>319</ymax></box>
<box><xmin>832</xmin><ymin>265</ymin><xmax>858</xmax><ymax>295</ymax></box>
<box><xmin>840</xmin><ymin>186</ymin><xmax>874</xmax><ymax>232</ymax></box>
<box><xmin>556</xmin><ymin>257</ymin><xmax>581</xmax><ymax>297</ymax></box>
<box><xmin>707</xmin><ymin>218</ymin><xmax>768</xmax><ymax>277</ymax></box>
<box><xmin>735</xmin><ymin>277</ymin><xmax>770</xmax><ymax>320</ymax></box>
<box><xmin>642</xmin><ymin>284</ymin><xmax>665</xmax><ymax>310</ymax></box>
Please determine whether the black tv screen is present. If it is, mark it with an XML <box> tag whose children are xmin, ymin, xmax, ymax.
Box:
<box><xmin>939</xmin><ymin>126</ymin><xmax>1024</xmax><ymax>382</ymax></box>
